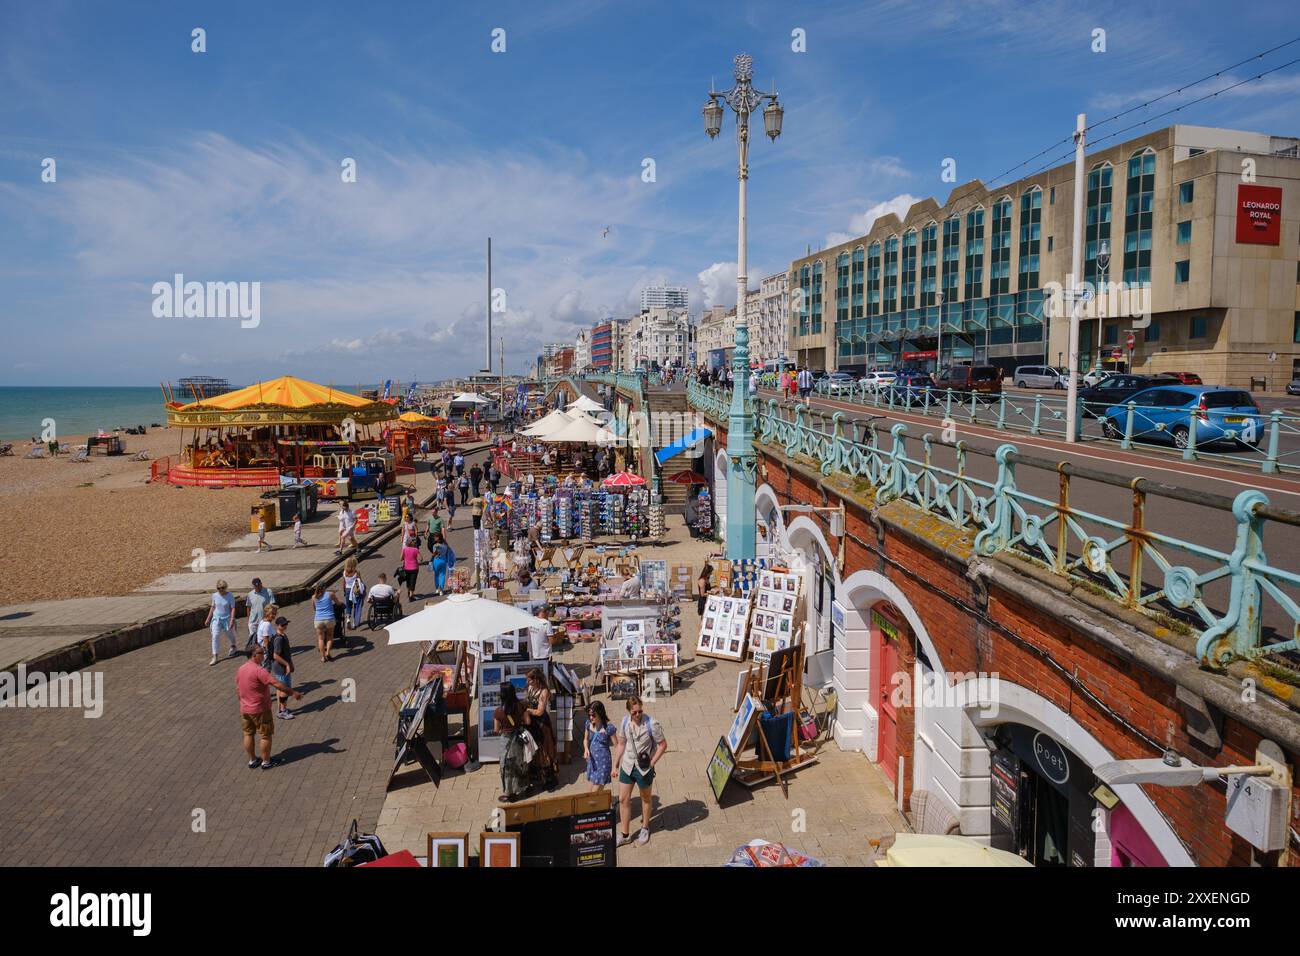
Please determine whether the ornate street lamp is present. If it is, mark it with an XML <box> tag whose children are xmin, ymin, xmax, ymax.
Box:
<box><xmin>704</xmin><ymin>53</ymin><xmax>782</xmax><ymax>561</ymax></box>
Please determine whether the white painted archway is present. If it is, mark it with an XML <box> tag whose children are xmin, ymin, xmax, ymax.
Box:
<box><xmin>713</xmin><ymin>450</ymin><xmax>729</xmax><ymax>544</ymax></box>
<box><xmin>755</xmin><ymin>483</ymin><xmax>783</xmax><ymax>559</ymax></box>
<box><xmin>785</xmin><ymin>516</ymin><xmax>838</xmax><ymax>697</ymax></box>
<box><xmin>957</xmin><ymin>677</ymin><xmax>1196</xmax><ymax>866</ymax></box>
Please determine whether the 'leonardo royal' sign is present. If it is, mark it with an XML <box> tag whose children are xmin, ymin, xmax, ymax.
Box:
<box><xmin>1235</xmin><ymin>184</ymin><xmax>1283</xmax><ymax>245</ymax></box>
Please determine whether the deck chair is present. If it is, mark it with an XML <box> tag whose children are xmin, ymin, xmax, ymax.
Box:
<box><xmin>132</xmin><ymin>451</ymin><xmax>151</xmax><ymax>462</ymax></box>
<box><xmin>24</xmin><ymin>446</ymin><xmax>45</xmax><ymax>459</ymax></box>
<box><xmin>68</xmin><ymin>449</ymin><xmax>89</xmax><ymax>463</ymax></box>
<box><xmin>0</xmin><ymin>443</ymin><xmax>12</xmax><ymax>456</ymax></box>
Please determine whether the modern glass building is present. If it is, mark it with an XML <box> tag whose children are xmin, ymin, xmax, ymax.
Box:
<box><xmin>790</xmin><ymin>125</ymin><xmax>1300</xmax><ymax>386</ymax></box>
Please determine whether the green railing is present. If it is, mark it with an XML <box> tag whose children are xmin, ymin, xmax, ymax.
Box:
<box><xmin>684</xmin><ymin>379</ymin><xmax>1300</xmax><ymax>668</ymax></box>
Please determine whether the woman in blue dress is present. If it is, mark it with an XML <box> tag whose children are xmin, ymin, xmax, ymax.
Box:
<box><xmin>584</xmin><ymin>701</ymin><xmax>616</xmax><ymax>793</ymax></box>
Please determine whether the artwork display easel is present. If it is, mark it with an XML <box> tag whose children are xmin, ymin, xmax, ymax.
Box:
<box><xmin>731</xmin><ymin>643</ymin><xmax>818</xmax><ymax>796</ymax></box>
<box><xmin>696</xmin><ymin>594</ymin><xmax>750</xmax><ymax>661</ymax></box>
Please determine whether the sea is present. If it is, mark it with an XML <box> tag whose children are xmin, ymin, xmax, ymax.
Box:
<box><xmin>0</xmin><ymin>387</ymin><xmax>170</xmax><ymax>442</ymax></box>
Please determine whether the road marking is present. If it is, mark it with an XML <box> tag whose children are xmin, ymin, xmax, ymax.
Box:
<box><xmin>765</xmin><ymin>390</ymin><xmax>1300</xmax><ymax>500</ymax></box>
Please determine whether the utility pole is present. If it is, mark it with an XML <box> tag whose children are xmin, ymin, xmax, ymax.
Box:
<box><xmin>484</xmin><ymin>238</ymin><xmax>493</xmax><ymax>374</ymax></box>
<box><xmin>1065</xmin><ymin>113</ymin><xmax>1086</xmax><ymax>444</ymax></box>
<box><xmin>499</xmin><ymin>336</ymin><xmax>505</xmax><ymax>422</ymax></box>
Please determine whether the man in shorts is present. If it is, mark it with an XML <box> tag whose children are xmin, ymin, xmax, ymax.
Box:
<box><xmin>237</xmin><ymin>644</ymin><xmax>301</xmax><ymax>770</ymax></box>
<box><xmin>268</xmin><ymin>616</ymin><xmax>296</xmax><ymax>719</ymax></box>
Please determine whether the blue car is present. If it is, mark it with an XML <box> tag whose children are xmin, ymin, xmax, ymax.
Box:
<box><xmin>1098</xmin><ymin>386</ymin><xmax>1265</xmax><ymax>449</ymax></box>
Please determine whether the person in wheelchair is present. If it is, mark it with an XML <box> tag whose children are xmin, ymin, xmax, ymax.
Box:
<box><xmin>365</xmin><ymin>573</ymin><xmax>403</xmax><ymax>629</ymax></box>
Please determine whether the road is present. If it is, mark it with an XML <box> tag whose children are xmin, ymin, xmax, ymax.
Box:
<box><xmin>750</xmin><ymin>386</ymin><xmax>1300</xmax><ymax>647</ymax></box>
<box><xmin>0</xmin><ymin>449</ymin><xmax>490</xmax><ymax>867</ymax></box>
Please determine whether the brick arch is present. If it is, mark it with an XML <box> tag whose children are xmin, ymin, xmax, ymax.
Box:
<box><xmin>956</xmin><ymin>676</ymin><xmax>1195</xmax><ymax>867</ymax></box>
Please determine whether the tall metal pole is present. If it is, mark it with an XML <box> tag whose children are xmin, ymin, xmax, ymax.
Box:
<box><xmin>1065</xmin><ymin>113</ymin><xmax>1086</xmax><ymax>444</ymax></box>
<box><xmin>484</xmin><ymin>237</ymin><xmax>493</xmax><ymax>373</ymax></box>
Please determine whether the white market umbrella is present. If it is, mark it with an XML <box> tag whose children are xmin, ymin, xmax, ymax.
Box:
<box><xmin>384</xmin><ymin>593</ymin><xmax>551</xmax><ymax>646</ymax></box>
<box><xmin>874</xmin><ymin>833</ymin><xmax>1032</xmax><ymax>868</ymax></box>
<box><xmin>450</xmin><ymin>392</ymin><xmax>492</xmax><ymax>404</ymax></box>
<box><xmin>521</xmin><ymin>409</ymin><xmax>573</xmax><ymax>437</ymax></box>
<box><xmin>541</xmin><ymin>414</ymin><xmax>623</xmax><ymax>445</ymax></box>
<box><xmin>566</xmin><ymin>395</ymin><xmax>605</xmax><ymax>414</ymax></box>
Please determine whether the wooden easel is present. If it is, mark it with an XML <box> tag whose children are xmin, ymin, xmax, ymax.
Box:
<box><xmin>733</xmin><ymin>644</ymin><xmax>817</xmax><ymax>796</ymax></box>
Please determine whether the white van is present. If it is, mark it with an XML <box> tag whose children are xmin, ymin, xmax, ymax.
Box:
<box><xmin>1013</xmin><ymin>365</ymin><xmax>1066</xmax><ymax>389</ymax></box>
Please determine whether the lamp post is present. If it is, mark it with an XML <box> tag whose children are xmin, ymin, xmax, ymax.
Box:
<box><xmin>704</xmin><ymin>53</ymin><xmax>782</xmax><ymax>561</ymax></box>
<box><xmin>1093</xmin><ymin>237</ymin><xmax>1111</xmax><ymax>374</ymax></box>
<box><xmin>935</xmin><ymin>291</ymin><xmax>946</xmax><ymax>376</ymax></box>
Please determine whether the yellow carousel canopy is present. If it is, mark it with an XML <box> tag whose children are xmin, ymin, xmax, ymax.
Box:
<box><xmin>398</xmin><ymin>411</ymin><xmax>445</xmax><ymax>425</ymax></box>
<box><xmin>166</xmin><ymin>375</ymin><xmax>398</xmax><ymax>428</ymax></box>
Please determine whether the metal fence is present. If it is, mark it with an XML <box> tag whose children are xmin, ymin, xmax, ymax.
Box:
<box><xmin>683</xmin><ymin>378</ymin><xmax>1300</xmax><ymax>668</ymax></box>
<box><xmin>807</xmin><ymin>379</ymin><xmax>1300</xmax><ymax>475</ymax></box>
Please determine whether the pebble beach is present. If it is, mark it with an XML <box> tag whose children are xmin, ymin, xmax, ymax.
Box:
<box><xmin>0</xmin><ymin>429</ymin><xmax>248</xmax><ymax>605</ymax></box>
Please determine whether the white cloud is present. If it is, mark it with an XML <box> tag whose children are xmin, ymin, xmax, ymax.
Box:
<box><xmin>869</xmin><ymin>156</ymin><xmax>910</xmax><ymax>179</ymax></box>
<box><xmin>825</xmin><ymin>193</ymin><xmax>921</xmax><ymax>247</ymax></box>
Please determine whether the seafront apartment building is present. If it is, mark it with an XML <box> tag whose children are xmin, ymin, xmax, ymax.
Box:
<box><xmin>788</xmin><ymin>125</ymin><xmax>1300</xmax><ymax>386</ymax></box>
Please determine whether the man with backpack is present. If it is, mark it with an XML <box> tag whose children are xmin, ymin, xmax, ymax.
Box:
<box><xmin>611</xmin><ymin>696</ymin><xmax>667</xmax><ymax>847</ymax></box>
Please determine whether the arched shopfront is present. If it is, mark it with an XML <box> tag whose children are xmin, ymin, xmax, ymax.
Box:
<box><xmin>712</xmin><ymin>448</ymin><xmax>729</xmax><ymax>546</ymax></box>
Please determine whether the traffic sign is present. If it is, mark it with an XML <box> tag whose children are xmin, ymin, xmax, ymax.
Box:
<box><xmin>1111</xmin><ymin>348</ymin><xmax>1123</xmax><ymax>359</ymax></box>
<box><xmin>1125</xmin><ymin>331</ymin><xmax>1136</xmax><ymax>349</ymax></box>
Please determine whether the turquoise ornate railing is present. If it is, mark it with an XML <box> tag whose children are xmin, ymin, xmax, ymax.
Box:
<box><xmin>681</xmin><ymin>379</ymin><xmax>1300</xmax><ymax>667</ymax></box>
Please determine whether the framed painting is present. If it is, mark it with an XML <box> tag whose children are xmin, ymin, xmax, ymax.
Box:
<box><xmin>726</xmin><ymin>694</ymin><xmax>760</xmax><ymax>755</ymax></box>
<box><xmin>427</xmin><ymin>832</ymin><xmax>469</xmax><ymax>868</ymax></box>
<box><xmin>706</xmin><ymin>736</ymin><xmax>737</xmax><ymax>805</ymax></box>
<box><xmin>480</xmin><ymin>831</ymin><xmax>521</xmax><ymax>868</ymax></box>
<box><xmin>643</xmin><ymin>643</ymin><xmax>677</xmax><ymax>670</ymax></box>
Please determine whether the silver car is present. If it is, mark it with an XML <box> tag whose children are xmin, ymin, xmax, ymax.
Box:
<box><xmin>1013</xmin><ymin>365</ymin><xmax>1066</xmax><ymax>389</ymax></box>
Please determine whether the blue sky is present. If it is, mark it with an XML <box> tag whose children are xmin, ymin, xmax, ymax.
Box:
<box><xmin>2</xmin><ymin>0</ymin><xmax>1299</xmax><ymax>386</ymax></box>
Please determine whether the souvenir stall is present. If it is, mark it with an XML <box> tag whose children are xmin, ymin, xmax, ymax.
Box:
<box><xmin>596</xmin><ymin>598</ymin><xmax>682</xmax><ymax>698</ymax></box>
<box><xmin>484</xmin><ymin>479</ymin><xmax>658</xmax><ymax>545</ymax></box>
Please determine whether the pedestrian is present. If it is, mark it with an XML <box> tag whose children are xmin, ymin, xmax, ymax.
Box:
<box><xmin>342</xmin><ymin>556</ymin><xmax>365</xmax><ymax>629</ymax></box>
<box><xmin>336</xmin><ymin>502</ymin><xmax>357</xmax><ymax>555</ymax></box>
<box><xmin>494</xmin><ymin>682</ymin><xmax>531</xmax><ymax>803</ymax></box>
<box><xmin>401</xmin><ymin>508</ymin><xmax>417</xmax><ymax>547</ymax></box>
<box><xmin>267</xmin><ymin>616</ymin><xmax>296</xmax><ymax>719</ymax></box>
<box><xmin>401</xmin><ymin>536</ymin><xmax>422</xmax><ymax>601</ymax></box>
<box><xmin>583</xmin><ymin>700</ymin><xmax>616</xmax><ymax>794</ymax></box>
<box><xmin>454</xmin><ymin>452</ymin><xmax>465</xmax><ymax>477</ymax></box>
<box><xmin>426</xmin><ymin>507</ymin><xmax>444</xmax><ymax>544</ymax></box>
<box><xmin>470</xmin><ymin>493</ymin><xmax>485</xmax><ymax>530</ymax></box>
<box><xmin>446</xmin><ymin>490</ymin><xmax>458</xmax><ymax>525</ymax></box>
<box><xmin>434</xmin><ymin>476</ymin><xmax>447</xmax><ymax>511</ymax></box>
<box><xmin>524</xmin><ymin>668</ymin><xmax>558</xmax><ymax>791</ymax></box>
<box><xmin>457</xmin><ymin>471</ymin><xmax>470</xmax><ymax>505</ymax></box>
<box><xmin>205</xmin><ymin>580</ymin><xmax>238</xmax><ymax>666</ymax></box>
<box><xmin>255</xmin><ymin>513</ymin><xmax>271</xmax><ymax>552</ymax></box>
<box><xmin>312</xmin><ymin>584</ymin><xmax>342</xmax><ymax>663</ymax></box>
<box><xmin>237</xmin><ymin>644</ymin><xmax>301</xmax><ymax>770</ymax></box>
<box><xmin>292</xmin><ymin>512</ymin><xmax>303</xmax><ymax>548</ymax></box>
<box><xmin>429</xmin><ymin>534</ymin><xmax>450</xmax><ymax>596</ymax></box>
<box><xmin>255</xmin><ymin>604</ymin><xmax>278</xmax><ymax>665</ymax></box>
<box><xmin>696</xmin><ymin>563</ymin><xmax>713</xmax><ymax>615</ymax></box>
<box><xmin>469</xmin><ymin>462</ymin><xmax>483</xmax><ymax>498</ymax></box>
<box><xmin>487</xmin><ymin>463</ymin><xmax>500</xmax><ymax>494</ymax></box>
<box><xmin>797</xmin><ymin>366</ymin><xmax>814</xmax><ymax>401</ymax></box>
<box><xmin>245</xmin><ymin>579</ymin><xmax>276</xmax><ymax>643</ymax></box>
<box><xmin>748</xmin><ymin>370</ymin><xmax>758</xmax><ymax>397</ymax></box>
<box><xmin>611</xmin><ymin>696</ymin><xmax>667</xmax><ymax>847</ymax></box>
<box><xmin>419</xmin><ymin>436</ymin><xmax>429</xmax><ymax>461</ymax></box>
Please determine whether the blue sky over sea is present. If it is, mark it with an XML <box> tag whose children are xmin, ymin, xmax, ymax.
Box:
<box><xmin>2</xmin><ymin>0</ymin><xmax>1299</xmax><ymax>386</ymax></box>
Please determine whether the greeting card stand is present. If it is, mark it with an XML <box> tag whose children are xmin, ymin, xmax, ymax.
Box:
<box><xmin>732</xmin><ymin>643</ymin><xmax>817</xmax><ymax>796</ymax></box>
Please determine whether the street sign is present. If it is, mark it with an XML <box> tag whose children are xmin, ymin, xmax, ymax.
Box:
<box><xmin>1111</xmin><ymin>348</ymin><xmax>1123</xmax><ymax>359</ymax></box>
<box><xmin>1125</xmin><ymin>332</ymin><xmax>1136</xmax><ymax>349</ymax></box>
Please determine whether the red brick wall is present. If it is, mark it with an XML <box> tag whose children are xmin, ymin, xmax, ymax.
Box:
<box><xmin>725</xmin><ymin>419</ymin><xmax>1300</xmax><ymax>866</ymax></box>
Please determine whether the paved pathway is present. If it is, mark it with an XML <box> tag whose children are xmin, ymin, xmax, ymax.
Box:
<box><xmin>377</xmin><ymin>516</ymin><xmax>907</xmax><ymax>867</ymax></box>
<box><xmin>0</xmin><ymin>449</ymin><xmax>491</xmax><ymax>866</ymax></box>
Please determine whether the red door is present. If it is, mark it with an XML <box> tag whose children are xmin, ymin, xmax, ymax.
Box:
<box><xmin>873</xmin><ymin>608</ymin><xmax>900</xmax><ymax>785</ymax></box>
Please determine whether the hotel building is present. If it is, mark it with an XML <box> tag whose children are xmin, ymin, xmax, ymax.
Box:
<box><xmin>787</xmin><ymin>125</ymin><xmax>1300</xmax><ymax>386</ymax></box>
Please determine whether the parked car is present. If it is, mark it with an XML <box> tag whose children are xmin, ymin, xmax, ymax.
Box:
<box><xmin>1081</xmin><ymin>368</ymin><xmax>1115</xmax><ymax>388</ymax></box>
<box><xmin>860</xmin><ymin>370</ymin><xmax>898</xmax><ymax>392</ymax></box>
<box><xmin>1077</xmin><ymin>374</ymin><xmax>1154</xmax><ymax>418</ymax></box>
<box><xmin>933</xmin><ymin>364</ymin><xmax>1002</xmax><ymax>398</ymax></box>
<box><xmin>1098</xmin><ymin>386</ymin><xmax>1264</xmax><ymax>449</ymax></box>
<box><xmin>1013</xmin><ymin>365</ymin><xmax>1067</xmax><ymax>389</ymax></box>
<box><xmin>823</xmin><ymin>372</ymin><xmax>858</xmax><ymax>396</ymax></box>
<box><xmin>1153</xmin><ymin>371</ymin><xmax>1204</xmax><ymax>386</ymax></box>
<box><xmin>1287</xmin><ymin>377</ymin><xmax>1300</xmax><ymax>396</ymax></box>
<box><xmin>890</xmin><ymin>371</ymin><xmax>936</xmax><ymax>406</ymax></box>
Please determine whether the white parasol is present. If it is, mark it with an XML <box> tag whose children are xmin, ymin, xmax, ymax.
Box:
<box><xmin>384</xmin><ymin>593</ymin><xmax>551</xmax><ymax>646</ymax></box>
<box><xmin>521</xmin><ymin>409</ymin><xmax>573</xmax><ymax>437</ymax></box>
<box><xmin>540</xmin><ymin>414</ymin><xmax>623</xmax><ymax>445</ymax></box>
<box><xmin>566</xmin><ymin>395</ymin><xmax>605</xmax><ymax>415</ymax></box>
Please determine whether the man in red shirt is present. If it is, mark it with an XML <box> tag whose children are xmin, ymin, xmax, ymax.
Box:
<box><xmin>238</xmin><ymin>645</ymin><xmax>302</xmax><ymax>769</ymax></box>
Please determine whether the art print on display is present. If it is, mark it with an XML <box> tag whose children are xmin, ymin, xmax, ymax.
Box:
<box><xmin>643</xmin><ymin>670</ymin><xmax>671</xmax><ymax>695</ymax></box>
<box><xmin>703</xmin><ymin>616</ymin><xmax>716</xmax><ymax>633</ymax></box>
<box><xmin>726</xmin><ymin>694</ymin><xmax>759</xmax><ymax>755</ymax></box>
<box><xmin>427</xmin><ymin>832</ymin><xmax>469</xmax><ymax>868</ymax></box>
<box><xmin>781</xmin><ymin>596</ymin><xmax>794</xmax><ymax>614</ymax></box>
<box><xmin>481</xmin><ymin>665</ymin><xmax>504</xmax><ymax>688</ymax></box>
<box><xmin>777</xmin><ymin>614</ymin><xmax>792</xmax><ymax>635</ymax></box>
<box><xmin>480</xmin><ymin>831</ymin><xmax>521</xmax><ymax>868</ymax></box>
<box><xmin>785</xmin><ymin>576</ymin><xmax>796</xmax><ymax>593</ymax></box>
<box><xmin>622</xmin><ymin>620</ymin><xmax>644</xmax><ymax>636</ymax></box>
<box><xmin>643</xmin><ymin>644</ymin><xmax>677</xmax><ymax>670</ymax></box>
<box><xmin>496</xmin><ymin>634</ymin><xmax>519</xmax><ymax>655</ymax></box>
<box><xmin>758</xmin><ymin>592</ymin><xmax>770</xmax><ymax>610</ymax></box>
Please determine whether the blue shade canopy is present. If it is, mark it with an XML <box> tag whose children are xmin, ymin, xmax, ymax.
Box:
<box><xmin>655</xmin><ymin>427</ymin><xmax>712</xmax><ymax>465</ymax></box>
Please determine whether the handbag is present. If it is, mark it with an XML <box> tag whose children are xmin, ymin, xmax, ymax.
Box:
<box><xmin>797</xmin><ymin>709</ymin><xmax>818</xmax><ymax>743</ymax></box>
<box><xmin>518</xmin><ymin>726</ymin><xmax>538</xmax><ymax>764</ymax></box>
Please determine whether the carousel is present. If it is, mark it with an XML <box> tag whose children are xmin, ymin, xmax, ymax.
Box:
<box><xmin>162</xmin><ymin>375</ymin><xmax>398</xmax><ymax>491</ymax></box>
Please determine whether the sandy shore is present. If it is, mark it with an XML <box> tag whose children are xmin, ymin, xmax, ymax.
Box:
<box><xmin>0</xmin><ymin>429</ymin><xmax>250</xmax><ymax>605</ymax></box>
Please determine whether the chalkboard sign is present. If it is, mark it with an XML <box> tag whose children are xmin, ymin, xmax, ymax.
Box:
<box><xmin>989</xmin><ymin>748</ymin><xmax>1020</xmax><ymax>853</ymax></box>
<box><xmin>706</xmin><ymin>736</ymin><xmax>737</xmax><ymax>805</ymax></box>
